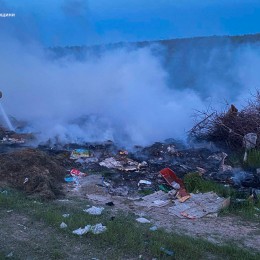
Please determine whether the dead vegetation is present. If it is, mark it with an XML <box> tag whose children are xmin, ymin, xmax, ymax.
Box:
<box><xmin>0</xmin><ymin>149</ymin><xmax>66</xmax><ymax>199</ymax></box>
<box><xmin>189</xmin><ymin>92</ymin><xmax>260</xmax><ymax>151</ymax></box>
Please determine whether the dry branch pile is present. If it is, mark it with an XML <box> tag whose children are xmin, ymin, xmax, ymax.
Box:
<box><xmin>189</xmin><ymin>92</ymin><xmax>260</xmax><ymax>151</ymax></box>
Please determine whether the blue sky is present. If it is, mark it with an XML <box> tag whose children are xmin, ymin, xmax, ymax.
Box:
<box><xmin>1</xmin><ymin>0</ymin><xmax>260</xmax><ymax>46</ymax></box>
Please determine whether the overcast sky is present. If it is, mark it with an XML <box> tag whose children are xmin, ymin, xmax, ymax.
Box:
<box><xmin>1</xmin><ymin>0</ymin><xmax>260</xmax><ymax>46</ymax></box>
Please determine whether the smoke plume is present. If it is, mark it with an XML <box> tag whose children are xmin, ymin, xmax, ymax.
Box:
<box><xmin>0</xmin><ymin>35</ymin><xmax>260</xmax><ymax>146</ymax></box>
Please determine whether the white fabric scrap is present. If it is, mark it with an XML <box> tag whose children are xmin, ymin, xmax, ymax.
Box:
<box><xmin>90</xmin><ymin>223</ymin><xmax>107</xmax><ymax>234</ymax></box>
<box><xmin>150</xmin><ymin>226</ymin><xmax>158</xmax><ymax>231</ymax></box>
<box><xmin>136</xmin><ymin>217</ymin><xmax>151</xmax><ymax>223</ymax></box>
<box><xmin>138</xmin><ymin>180</ymin><xmax>152</xmax><ymax>186</ymax></box>
<box><xmin>72</xmin><ymin>224</ymin><xmax>106</xmax><ymax>235</ymax></box>
<box><xmin>72</xmin><ymin>225</ymin><xmax>91</xmax><ymax>235</ymax></box>
<box><xmin>83</xmin><ymin>206</ymin><xmax>104</xmax><ymax>215</ymax></box>
<box><xmin>60</xmin><ymin>222</ymin><xmax>68</xmax><ymax>229</ymax></box>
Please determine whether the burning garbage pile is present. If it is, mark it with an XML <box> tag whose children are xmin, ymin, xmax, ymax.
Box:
<box><xmin>57</xmin><ymin>140</ymin><xmax>259</xmax><ymax>218</ymax></box>
<box><xmin>66</xmin><ymin>145</ymin><xmax>232</xmax><ymax>219</ymax></box>
<box><xmin>1</xmin><ymin>136</ymin><xmax>260</xmax><ymax>200</ymax></box>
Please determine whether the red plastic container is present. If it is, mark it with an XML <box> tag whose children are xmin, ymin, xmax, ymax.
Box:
<box><xmin>159</xmin><ymin>168</ymin><xmax>185</xmax><ymax>188</ymax></box>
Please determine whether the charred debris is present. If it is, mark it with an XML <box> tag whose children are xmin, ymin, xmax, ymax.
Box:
<box><xmin>0</xmin><ymin>121</ymin><xmax>260</xmax><ymax>204</ymax></box>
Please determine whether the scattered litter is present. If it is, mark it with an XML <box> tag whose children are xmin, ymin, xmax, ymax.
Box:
<box><xmin>179</xmin><ymin>164</ymin><xmax>190</xmax><ymax>170</ymax></box>
<box><xmin>249</xmin><ymin>188</ymin><xmax>259</xmax><ymax>203</ymax></box>
<box><xmin>23</xmin><ymin>177</ymin><xmax>29</xmax><ymax>184</ymax></box>
<box><xmin>168</xmin><ymin>189</ymin><xmax>178</xmax><ymax>199</ymax></box>
<box><xmin>6</xmin><ymin>210</ymin><xmax>13</xmax><ymax>213</ymax></box>
<box><xmin>196</xmin><ymin>167</ymin><xmax>206</xmax><ymax>175</ymax></box>
<box><xmin>168</xmin><ymin>192</ymin><xmax>230</xmax><ymax>219</ymax></box>
<box><xmin>136</xmin><ymin>217</ymin><xmax>151</xmax><ymax>223</ymax></box>
<box><xmin>64</xmin><ymin>176</ymin><xmax>75</xmax><ymax>182</ymax></box>
<box><xmin>160</xmin><ymin>247</ymin><xmax>174</xmax><ymax>256</ymax></box>
<box><xmin>60</xmin><ymin>222</ymin><xmax>67</xmax><ymax>229</ymax></box>
<box><xmin>119</xmin><ymin>150</ymin><xmax>128</xmax><ymax>155</ymax></box>
<box><xmin>158</xmin><ymin>184</ymin><xmax>172</xmax><ymax>193</ymax></box>
<box><xmin>70</xmin><ymin>149</ymin><xmax>92</xmax><ymax>159</ymax></box>
<box><xmin>99</xmin><ymin>157</ymin><xmax>139</xmax><ymax>171</ymax></box>
<box><xmin>72</xmin><ymin>224</ymin><xmax>107</xmax><ymax>235</ymax></box>
<box><xmin>138</xmin><ymin>180</ymin><xmax>152</xmax><ymax>186</ymax></box>
<box><xmin>138</xmin><ymin>161</ymin><xmax>148</xmax><ymax>169</ymax></box>
<box><xmin>171</xmin><ymin>181</ymin><xmax>180</xmax><ymax>190</ymax></box>
<box><xmin>90</xmin><ymin>223</ymin><xmax>107</xmax><ymax>234</ymax></box>
<box><xmin>33</xmin><ymin>201</ymin><xmax>43</xmax><ymax>204</ymax></box>
<box><xmin>105</xmin><ymin>201</ymin><xmax>114</xmax><ymax>206</ymax></box>
<box><xmin>70</xmin><ymin>168</ymin><xmax>87</xmax><ymax>177</ymax></box>
<box><xmin>219</xmin><ymin>153</ymin><xmax>232</xmax><ymax>172</ymax></box>
<box><xmin>235</xmin><ymin>198</ymin><xmax>246</xmax><ymax>202</ymax></box>
<box><xmin>73</xmin><ymin>225</ymin><xmax>91</xmax><ymax>235</ymax></box>
<box><xmin>17</xmin><ymin>224</ymin><xmax>27</xmax><ymax>230</ymax></box>
<box><xmin>150</xmin><ymin>226</ymin><xmax>158</xmax><ymax>231</ymax></box>
<box><xmin>167</xmin><ymin>145</ymin><xmax>176</xmax><ymax>154</ymax></box>
<box><xmin>207</xmin><ymin>153</ymin><xmax>224</xmax><ymax>162</ymax></box>
<box><xmin>83</xmin><ymin>206</ymin><xmax>104</xmax><ymax>215</ymax></box>
<box><xmin>64</xmin><ymin>173</ymin><xmax>81</xmax><ymax>191</ymax></box>
<box><xmin>243</xmin><ymin>133</ymin><xmax>257</xmax><ymax>149</ymax></box>
<box><xmin>62</xmin><ymin>214</ymin><xmax>70</xmax><ymax>218</ymax></box>
<box><xmin>1</xmin><ymin>136</ymin><xmax>25</xmax><ymax>144</ymax></box>
<box><xmin>102</xmin><ymin>180</ymin><xmax>111</xmax><ymax>187</ymax></box>
<box><xmin>99</xmin><ymin>157</ymin><xmax>123</xmax><ymax>169</ymax></box>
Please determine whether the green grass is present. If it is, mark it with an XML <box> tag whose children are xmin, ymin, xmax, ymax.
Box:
<box><xmin>184</xmin><ymin>172</ymin><xmax>235</xmax><ymax>197</ymax></box>
<box><xmin>184</xmin><ymin>173</ymin><xmax>260</xmax><ymax>220</ymax></box>
<box><xmin>0</xmin><ymin>251</ymin><xmax>7</xmax><ymax>260</ymax></box>
<box><xmin>246</xmin><ymin>149</ymin><xmax>260</xmax><ymax>169</ymax></box>
<box><xmin>1</xmin><ymin>188</ymin><xmax>260</xmax><ymax>259</ymax></box>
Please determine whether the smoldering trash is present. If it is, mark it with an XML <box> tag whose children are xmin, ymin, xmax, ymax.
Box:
<box><xmin>1</xmin><ymin>120</ymin><xmax>259</xmax><ymax>219</ymax></box>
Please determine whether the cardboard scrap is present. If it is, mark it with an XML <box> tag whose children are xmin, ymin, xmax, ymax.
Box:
<box><xmin>134</xmin><ymin>190</ymin><xmax>170</xmax><ymax>208</ymax></box>
<box><xmin>168</xmin><ymin>192</ymin><xmax>230</xmax><ymax>219</ymax></box>
<box><xmin>99</xmin><ymin>157</ymin><xmax>139</xmax><ymax>171</ymax></box>
<box><xmin>70</xmin><ymin>149</ymin><xmax>91</xmax><ymax>159</ymax></box>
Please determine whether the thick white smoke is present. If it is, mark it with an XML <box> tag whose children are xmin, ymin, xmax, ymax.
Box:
<box><xmin>0</xmin><ymin>37</ymin><xmax>260</xmax><ymax>146</ymax></box>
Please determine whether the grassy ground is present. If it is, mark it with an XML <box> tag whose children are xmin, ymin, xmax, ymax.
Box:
<box><xmin>1</xmin><ymin>188</ymin><xmax>260</xmax><ymax>260</ymax></box>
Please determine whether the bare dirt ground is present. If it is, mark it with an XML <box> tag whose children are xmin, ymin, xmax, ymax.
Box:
<box><xmin>0</xmin><ymin>211</ymin><xmax>120</xmax><ymax>260</ymax></box>
<box><xmin>66</xmin><ymin>174</ymin><xmax>260</xmax><ymax>252</ymax></box>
